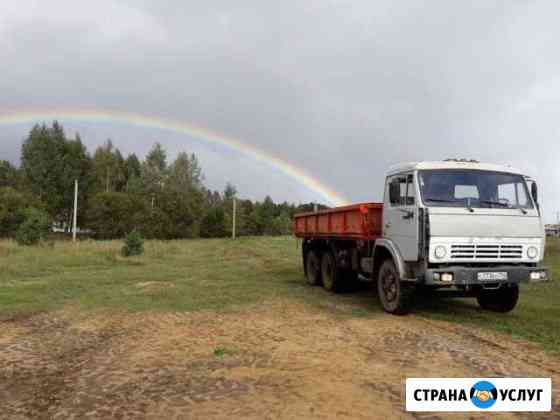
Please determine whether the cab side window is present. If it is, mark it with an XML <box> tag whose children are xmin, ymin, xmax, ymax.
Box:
<box><xmin>405</xmin><ymin>174</ymin><xmax>415</xmax><ymax>205</ymax></box>
<box><xmin>389</xmin><ymin>174</ymin><xmax>415</xmax><ymax>206</ymax></box>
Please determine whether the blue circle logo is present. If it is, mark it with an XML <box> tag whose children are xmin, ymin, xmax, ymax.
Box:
<box><xmin>470</xmin><ymin>381</ymin><xmax>498</xmax><ymax>409</ymax></box>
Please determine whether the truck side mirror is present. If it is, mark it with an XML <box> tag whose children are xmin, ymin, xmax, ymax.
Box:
<box><xmin>531</xmin><ymin>182</ymin><xmax>538</xmax><ymax>205</ymax></box>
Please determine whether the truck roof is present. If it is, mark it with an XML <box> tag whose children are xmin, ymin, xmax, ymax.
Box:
<box><xmin>387</xmin><ymin>160</ymin><xmax>525</xmax><ymax>176</ymax></box>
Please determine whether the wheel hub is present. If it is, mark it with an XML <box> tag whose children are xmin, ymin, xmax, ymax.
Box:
<box><xmin>382</xmin><ymin>272</ymin><xmax>398</xmax><ymax>303</ymax></box>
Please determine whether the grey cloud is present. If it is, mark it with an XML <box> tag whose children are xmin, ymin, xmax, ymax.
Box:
<box><xmin>0</xmin><ymin>1</ymin><xmax>559</xmax><ymax>219</ymax></box>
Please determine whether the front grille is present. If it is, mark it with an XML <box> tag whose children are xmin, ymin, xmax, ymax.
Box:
<box><xmin>450</xmin><ymin>244</ymin><xmax>523</xmax><ymax>259</ymax></box>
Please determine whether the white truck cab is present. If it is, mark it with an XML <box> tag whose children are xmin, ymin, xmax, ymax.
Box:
<box><xmin>380</xmin><ymin>159</ymin><xmax>548</xmax><ymax>312</ymax></box>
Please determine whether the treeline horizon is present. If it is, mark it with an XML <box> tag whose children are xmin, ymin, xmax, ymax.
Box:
<box><xmin>0</xmin><ymin>121</ymin><xmax>328</xmax><ymax>240</ymax></box>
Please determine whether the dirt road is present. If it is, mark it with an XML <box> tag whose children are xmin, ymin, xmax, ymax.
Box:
<box><xmin>1</xmin><ymin>301</ymin><xmax>558</xmax><ymax>419</ymax></box>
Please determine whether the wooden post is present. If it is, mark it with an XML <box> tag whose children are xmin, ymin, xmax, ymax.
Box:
<box><xmin>105</xmin><ymin>167</ymin><xmax>110</xmax><ymax>193</ymax></box>
<box><xmin>72</xmin><ymin>179</ymin><xmax>78</xmax><ymax>243</ymax></box>
<box><xmin>232</xmin><ymin>198</ymin><xmax>237</xmax><ymax>240</ymax></box>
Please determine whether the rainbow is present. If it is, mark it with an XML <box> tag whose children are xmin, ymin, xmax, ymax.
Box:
<box><xmin>0</xmin><ymin>108</ymin><xmax>348</xmax><ymax>206</ymax></box>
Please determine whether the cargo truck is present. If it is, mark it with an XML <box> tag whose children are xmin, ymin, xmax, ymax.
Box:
<box><xmin>294</xmin><ymin>160</ymin><xmax>549</xmax><ymax>315</ymax></box>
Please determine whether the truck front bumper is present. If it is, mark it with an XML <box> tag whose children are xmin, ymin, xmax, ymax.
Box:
<box><xmin>423</xmin><ymin>265</ymin><xmax>550</xmax><ymax>287</ymax></box>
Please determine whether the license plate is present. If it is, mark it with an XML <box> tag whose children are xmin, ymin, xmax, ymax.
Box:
<box><xmin>478</xmin><ymin>272</ymin><xmax>508</xmax><ymax>281</ymax></box>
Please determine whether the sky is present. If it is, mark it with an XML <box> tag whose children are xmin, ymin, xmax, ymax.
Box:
<box><xmin>0</xmin><ymin>1</ymin><xmax>559</xmax><ymax>221</ymax></box>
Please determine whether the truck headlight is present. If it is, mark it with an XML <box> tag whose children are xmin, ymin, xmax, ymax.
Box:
<box><xmin>434</xmin><ymin>245</ymin><xmax>447</xmax><ymax>259</ymax></box>
<box><xmin>527</xmin><ymin>246</ymin><xmax>538</xmax><ymax>259</ymax></box>
<box><xmin>441</xmin><ymin>273</ymin><xmax>454</xmax><ymax>282</ymax></box>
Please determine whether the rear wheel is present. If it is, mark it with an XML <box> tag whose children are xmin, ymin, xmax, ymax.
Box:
<box><xmin>305</xmin><ymin>250</ymin><xmax>322</xmax><ymax>286</ymax></box>
<box><xmin>377</xmin><ymin>259</ymin><xmax>414</xmax><ymax>315</ymax></box>
<box><xmin>321</xmin><ymin>252</ymin><xmax>344</xmax><ymax>293</ymax></box>
<box><xmin>477</xmin><ymin>284</ymin><xmax>519</xmax><ymax>313</ymax></box>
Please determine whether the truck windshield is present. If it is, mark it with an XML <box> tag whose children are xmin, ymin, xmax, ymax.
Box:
<box><xmin>418</xmin><ymin>170</ymin><xmax>534</xmax><ymax>209</ymax></box>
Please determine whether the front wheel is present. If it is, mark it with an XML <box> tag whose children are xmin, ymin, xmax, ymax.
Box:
<box><xmin>477</xmin><ymin>284</ymin><xmax>519</xmax><ymax>313</ymax></box>
<box><xmin>377</xmin><ymin>260</ymin><xmax>414</xmax><ymax>315</ymax></box>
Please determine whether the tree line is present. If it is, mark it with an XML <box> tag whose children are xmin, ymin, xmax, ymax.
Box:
<box><xmin>0</xmin><ymin>121</ymin><xmax>327</xmax><ymax>240</ymax></box>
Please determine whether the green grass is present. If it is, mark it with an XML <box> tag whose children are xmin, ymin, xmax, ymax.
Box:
<box><xmin>413</xmin><ymin>238</ymin><xmax>560</xmax><ymax>353</ymax></box>
<box><xmin>0</xmin><ymin>237</ymin><xmax>307</xmax><ymax>316</ymax></box>
<box><xmin>0</xmin><ymin>236</ymin><xmax>558</xmax><ymax>352</ymax></box>
<box><xmin>213</xmin><ymin>347</ymin><xmax>227</xmax><ymax>358</ymax></box>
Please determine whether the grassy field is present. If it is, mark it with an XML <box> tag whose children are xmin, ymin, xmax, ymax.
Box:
<box><xmin>415</xmin><ymin>238</ymin><xmax>560</xmax><ymax>353</ymax></box>
<box><xmin>0</xmin><ymin>236</ymin><xmax>558</xmax><ymax>352</ymax></box>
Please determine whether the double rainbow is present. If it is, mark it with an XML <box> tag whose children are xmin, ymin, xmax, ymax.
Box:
<box><xmin>0</xmin><ymin>108</ymin><xmax>348</xmax><ymax>206</ymax></box>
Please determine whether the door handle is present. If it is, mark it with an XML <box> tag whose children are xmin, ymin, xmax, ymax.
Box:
<box><xmin>402</xmin><ymin>212</ymin><xmax>414</xmax><ymax>220</ymax></box>
<box><xmin>398</xmin><ymin>209</ymin><xmax>414</xmax><ymax>219</ymax></box>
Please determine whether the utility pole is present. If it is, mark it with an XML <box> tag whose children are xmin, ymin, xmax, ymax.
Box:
<box><xmin>106</xmin><ymin>167</ymin><xmax>110</xmax><ymax>193</ymax></box>
<box><xmin>232</xmin><ymin>197</ymin><xmax>237</xmax><ymax>240</ymax></box>
<box><xmin>72</xmin><ymin>179</ymin><xmax>78</xmax><ymax>243</ymax></box>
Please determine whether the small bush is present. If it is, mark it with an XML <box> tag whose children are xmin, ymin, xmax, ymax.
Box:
<box><xmin>213</xmin><ymin>347</ymin><xmax>226</xmax><ymax>358</ymax></box>
<box><xmin>15</xmin><ymin>208</ymin><xmax>51</xmax><ymax>246</ymax></box>
<box><xmin>122</xmin><ymin>230</ymin><xmax>144</xmax><ymax>257</ymax></box>
<box><xmin>200</xmin><ymin>207</ymin><xmax>227</xmax><ymax>238</ymax></box>
<box><xmin>0</xmin><ymin>187</ymin><xmax>45</xmax><ymax>238</ymax></box>
<box><xmin>87</xmin><ymin>192</ymin><xmax>147</xmax><ymax>240</ymax></box>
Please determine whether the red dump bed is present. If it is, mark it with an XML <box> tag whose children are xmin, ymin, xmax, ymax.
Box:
<box><xmin>293</xmin><ymin>203</ymin><xmax>384</xmax><ymax>240</ymax></box>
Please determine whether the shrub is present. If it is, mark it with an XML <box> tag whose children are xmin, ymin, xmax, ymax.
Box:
<box><xmin>138</xmin><ymin>207</ymin><xmax>172</xmax><ymax>240</ymax></box>
<box><xmin>0</xmin><ymin>187</ymin><xmax>45</xmax><ymax>238</ymax></box>
<box><xmin>15</xmin><ymin>208</ymin><xmax>51</xmax><ymax>246</ymax></box>
<box><xmin>268</xmin><ymin>212</ymin><xmax>292</xmax><ymax>236</ymax></box>
<box><xmin>200</xmin><ymin>207</ymin><xmax>227</xmax><ymax>238</ymax></box>
<box><xmin>138</xmin><ymin>190</ymin><xmax>198</xmax><ymax>240</ymax></box>
<box><xmin>87</xmin><ymin>192</ymin><xmax>146</xmax><ymax>240</ymax></box>
<box><xmin>122</xmin><ymin>230</ymin><xmax>144</xmax><ymax>257</ymax></box>
<box><xmin>87</xmin><ymin>191</ymin><xmax>199</xmax><ymax>241</ymax></box>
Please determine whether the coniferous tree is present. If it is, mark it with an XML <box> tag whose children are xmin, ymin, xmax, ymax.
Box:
<box><xmin>14</xmin><ymin>122</ymin><xmax>322</xmax><ymax>240</ymax></box>
<box><xmin>21</xmin><ymin>122</ymin><xmax>91</xmax><ymax>226</ymax></box>
<box><xmin>141</xmin><ymin>143</ymin><xmax>168</xmax><ymax>211</ymax></box>
<box><xmin>167</xmin><ymin>152</ymin><xmax>205</xmax><ymax>234</ymax></box>
<box><xmin>92</xmin><ymin>139</ymin><xmax>126</xmax><ymax>193</ymax></box>
<box><xmin>61</xmin><ymin>134</ymin><xmax>92</xmax><ymax>228</ymax></box>
<box><xmin>238</xmin><ymin>199</ymin><xmax>258</xmax><ymax>236</ymax></box>
<box><xmin>124</xmin><ymin>153</ymin><xmax>142</xmax><ymax>191</ymax></box>
<box><xmin>168</xmin><ymin>152</ymin><xmax>203</xmax><ymax>193</ymax></box>
<box><xmin>21</xmin><ymin>123</ymin><xmax>66</xmax><ymax>213</ymax></box>
<box><xmin>223</xmin><ymin>183</ymin><xmax>237</xmax><ymax>236</ymax></box>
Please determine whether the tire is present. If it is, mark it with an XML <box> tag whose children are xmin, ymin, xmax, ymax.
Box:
<box><xmin>305</xmin><ymin>250</ymin><xmax>322</xmax><ymax>286</ymax></box>
<box><xmin>321</xmin><ymin>252</ymin><xmax>344</xmax><ymax>293</ymax></box>
<box><xmin>377</xmin><ymin>259</ymin><xmax>414</xmax><ymax>315</ymax></box>
<box><xmin>477</xmin><ymin>284</ymin><xmax>519</xmax><ymax>313</ymax></box>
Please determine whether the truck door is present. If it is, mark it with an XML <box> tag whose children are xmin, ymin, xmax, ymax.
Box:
<box><xmin>383</xmin><ymin>173</ymin><xmax>419</xmax><ymax>261</ymax></box>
